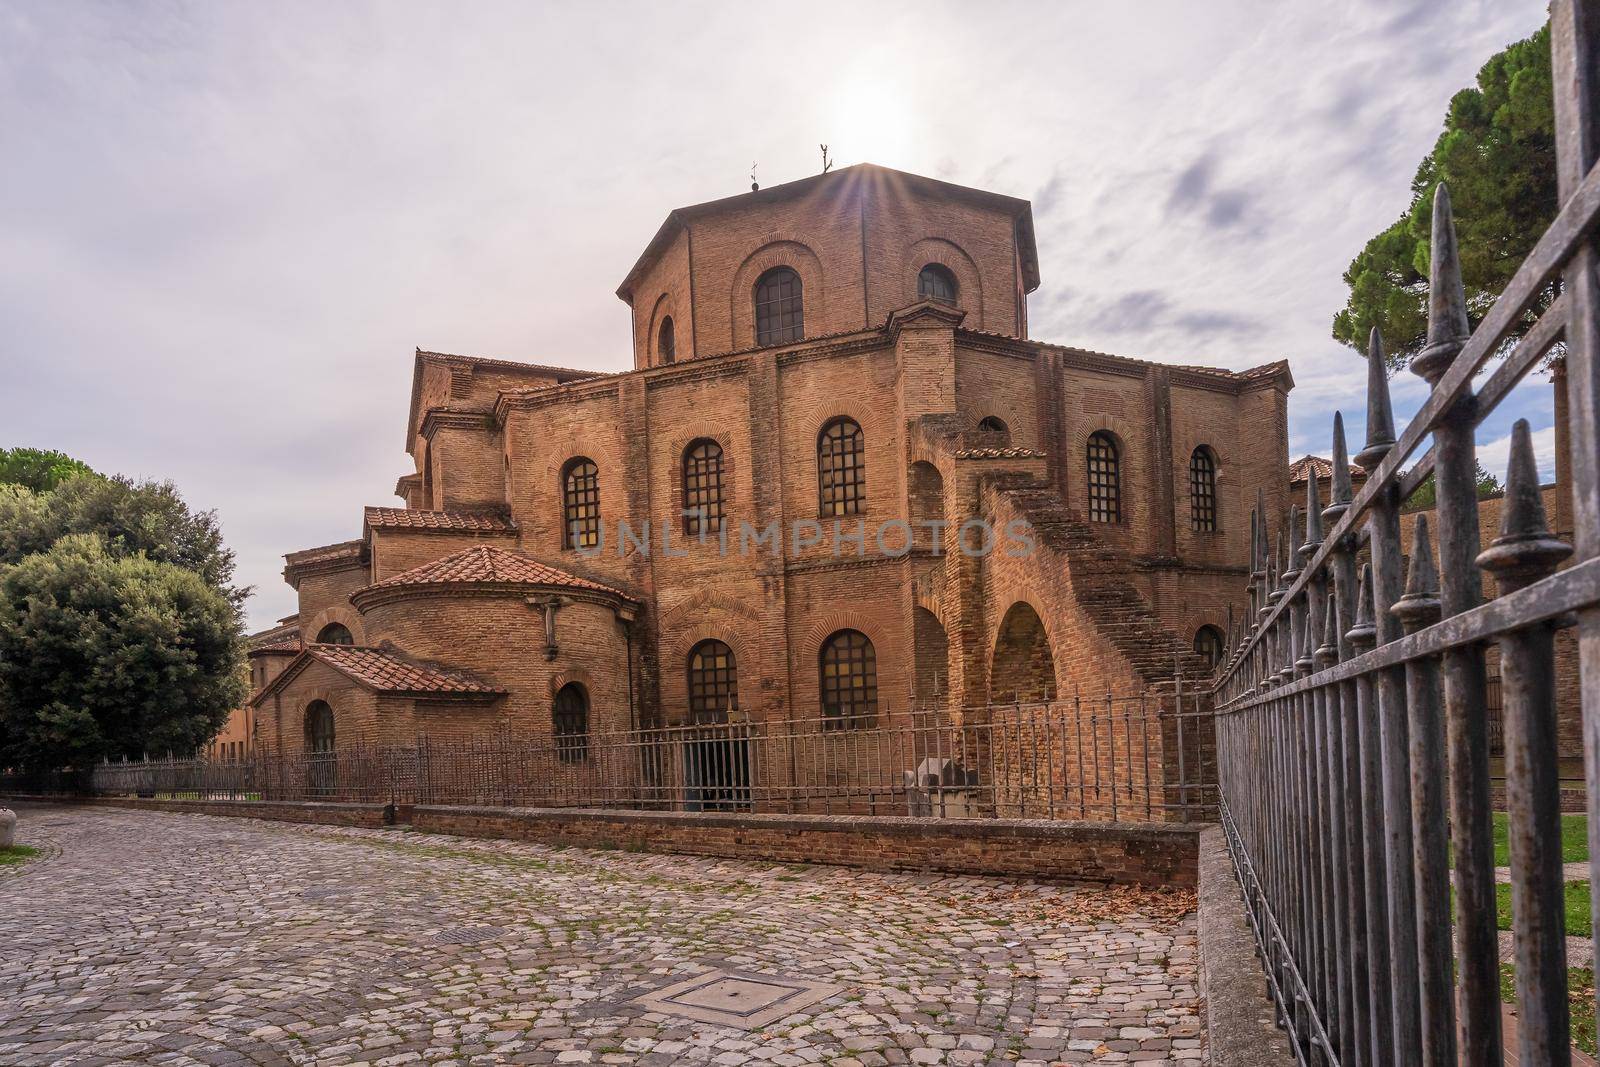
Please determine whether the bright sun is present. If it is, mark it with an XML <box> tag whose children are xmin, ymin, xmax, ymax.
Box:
<box><xmin>824</xmin><ymin>74</ymin><xmax>917</xmax><ymax>170</ymax></box>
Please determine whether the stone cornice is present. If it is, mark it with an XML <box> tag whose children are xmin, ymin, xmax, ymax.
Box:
<box><xmin>350</xmin><ymin>580</ymin><xmax>634</xmax><ymax>614</ymax></box>
<box><xmin>419</xmin><ymin>407</ymin><xmax>496</xmax><ymax>441</ymax></box>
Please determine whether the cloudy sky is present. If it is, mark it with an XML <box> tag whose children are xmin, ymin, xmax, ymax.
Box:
<box><xmin>0</xmin><ymin>0</ymin><xmax>1559</xmax><ymax>631</ymax></box>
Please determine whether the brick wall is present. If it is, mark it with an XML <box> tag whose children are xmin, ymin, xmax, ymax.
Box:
<box><xmin>411</xmin><ymin>805</ymin><xmax>1199</xmax><ymax>887</ymax></box>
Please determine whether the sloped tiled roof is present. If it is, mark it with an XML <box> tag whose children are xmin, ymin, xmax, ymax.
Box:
<box><xmin>250</xmin><ymin>641</ymin><xmax>302</xmax><ymax>656</ymax></box>
<box><xmin>1289</xmin><ymin>454</ymin><xmax>1365</xmax><ymax>484</ymax></box>
<box><xmin>284</xmin><ymin>539</ymin><xmax>363</xmax><ymax>567</ymax></box>
<box><xmin>304</xmin><ymin>644</ymin><xmax>505</xmax><ymax>696</ymax></box>
<box><xmin>363</xmin><ymin>507</ymin><xmax>516</xmax><ymax>532</ymax></box>
<box><xmin>367</xmin><ymin>545</ymin><xmax>626</xmax><ymax>596</ymax></box>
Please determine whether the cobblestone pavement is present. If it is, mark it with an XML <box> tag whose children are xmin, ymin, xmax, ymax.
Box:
<box><xmin>0</xmin><ymin>803</ymin><xmax>1201</xmax><ymax>1066</ymax></box>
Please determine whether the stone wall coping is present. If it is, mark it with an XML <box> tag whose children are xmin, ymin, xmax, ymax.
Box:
<box><xmin>1197</xmin><ymin>825</ymin><xmax>1294</xmax><ymax>1065</ymax></box>
<box><xmin>411</xmin><ymin>804</ymin><xmax>1201</xmax><ymax>841</ymax></box>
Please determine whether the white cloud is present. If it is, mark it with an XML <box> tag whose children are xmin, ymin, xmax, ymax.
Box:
<box><xmin>1478</xmin><ymin>423</ymin><xmax>1560</xmax><ymax>486</ymax></box>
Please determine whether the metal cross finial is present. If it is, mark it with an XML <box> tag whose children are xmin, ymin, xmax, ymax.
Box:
<box><xmin>1355</xmin><ymin>328</ymin><xmax>1397</xmax><ymax>470</ymax></box>
<box><xmin>1393</xmin><ymin>513</ymin><xmax>1443</xmax><ymax>632</ymax></box>
<box><xmin>1412</xmin><ymin>182</ymin><xmax>1473</xmax><ymax>384</ymax></box>
<box><xmin>1477</xmin><ymin>419</ymin><xmax>1573</xmax><ymax>593</ymax></box>
<box><xmin>1346</xmin><ymin>562</ymin><xmax>1377</xmax><ymax>648</ymax></box>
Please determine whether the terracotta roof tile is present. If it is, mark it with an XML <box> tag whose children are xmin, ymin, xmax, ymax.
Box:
<box><xmin>306</xmin><ymin>645</ymin><xmax>505</xmax><ymax>696</ymax></box>
<box><xmin>283</xmin><ymin>540</ymin><xmax>364</xmax><ymax>567</ymax></box>
<box><xmin>1289</xmin><ymin>454</ymin><xmax>1365</xmax><ymax>483</ymax></box>
<box><xmin>364</xmin><ymin>507</ymin><xmax>515</xmax><ymax>532</ymax></box>
<box><xmin>368</xmin><ymin>545</ymin><xmax>626</xmax><ymax>596</ymax></box>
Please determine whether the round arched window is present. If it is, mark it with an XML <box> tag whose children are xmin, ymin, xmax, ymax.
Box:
<box><xmin>687</xmin><ymin>640</ymin><xmax>739</xmax><ymax>724</ymax></box>
<box><xmin>658</xmin><ymin>316</ymin><xmax>676</xmax><ymax>363</ymax></box>
<box><xmin>917</xmin><ymin>264</ymin><xmax>957</xmax><ymax>305</ymax></box>
<box><xmin>819</xmin><ymin>629</ymin><xmax>878</xmax><ymax>729</ymax></box>
<box><xmin>1194</xmin><ymin>626</ymin><xmax>1227</xmax><ymax>671</ymax></box>
<box><xmin>316</xmin><ymin>622</ymin><xmax>354</xmax><ymax>645</ymax></box>
<box><xmin>553</xmin><ymin>683</ymin><xmax>589</xmax><ymax>763</ymax></box>
<box><xmin>754</xmin><ymin>267</ymin><xmax>804</xmax><ymax>345</ymax></box>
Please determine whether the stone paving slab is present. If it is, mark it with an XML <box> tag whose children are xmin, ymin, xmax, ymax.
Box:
<box><xmin>0</xmin><ymin>802</ymin><xmax>1201</xmax><ymax>1065</ymax></box>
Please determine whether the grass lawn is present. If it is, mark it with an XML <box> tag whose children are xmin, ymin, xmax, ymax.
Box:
<box><xmin>1501</xmin><ymin>964</ymin><xmax>1597</xmax><ymax>1056</ymax></box>
<box><xmin>1492</xmin><ymin>813</ymin><xmax>1588</xmax><ymax>867</ymax></box>
<box><xmin>0</xmin><ymin>844</ymin><xmax>40</xmax><ymax>867</ymax></box>
<box><xmin>1495</xmin><ymin>880</ymin><xmax>1591</xmax><ymax>939</ymax></box>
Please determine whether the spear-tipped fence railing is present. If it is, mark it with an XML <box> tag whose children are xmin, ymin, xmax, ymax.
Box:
<box><xmin>0</xmin><ymin>692</ymin><xmax>1214</xmax><ymax>822</ymax></box>
<box><xmin>1213</xmin><ymin>7</ymin><xmax>1600</xmax><ymax>1065</ymax></box>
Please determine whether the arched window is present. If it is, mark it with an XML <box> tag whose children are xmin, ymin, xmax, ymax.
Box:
<box><xmin>1190</xmin><ymin>446</ymin><xmax>1218</xmax><ymax>532</ymax></box>
<box><xmin>754</xmin><ymin>267</ymin><xmax>804</xmax><ymax>346</ymax></box>
<box><xmin>305</xmin><ymin>701</ymin><xmax>335</xmax><ymax>752</ymax></box>
<box><xmin>687</xmin><ymin>640</ymin><xmax>739</xmax><ymax>724</ymax></box>
<box><xmin>818</xmin><ymin>417</ymin><xmax>866</xmax><ymax>516</ymax></box>
<box><xmin>819</xmin><ymin>629</ymin><xmax>878</xmax><ymax>729</ymax></box>
<box><xmin>1194</xmin><ymin>625</ymin><xmax>1226</xmax><ymax>671</ymax></box>
<box><xmin>682</xmin><ymin>439</ymin><xmax>725</xmax><ymax>536</ymax></box>
<box><xmin>562</xmin><ymin>458</ymin><xmax>600</xmax><ymax>550</ymax></box>
<box><xmin>553</xmin><ymin>683</ymin><xmax>589</xmax><ymax>763</ymax></box>
<box><xmin>1086</xmin><ymin>431</ymin><xmax>1121</xmax><ymax>523</ymax></box>
<box><xmin>316</xmin><ymin>622</ymin><xmax>353</xmax><ymax>645</ymax></box>
<box><xmin>917</xmin><ymin>263</ymin><xmax>958</xmax><ymax>305</ymax></box>
<box><xmin>977</xmin><ymin>416</ymin><xmax>1009</xmax><ymax>434</ymax></box>
<box><xmin>658</xmin><ymin>316</ymin><xmax>676</xmax><ymax>364</ymax></box>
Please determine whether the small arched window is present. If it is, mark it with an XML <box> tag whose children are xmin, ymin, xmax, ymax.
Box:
<box><xmin>562</xmin><ymin>457</ymin><xmax>601</xmax><ymax>550</ymax></box>
<box><xmin>917</xmin><ymin>263</ymin><xmax>958</xmax><ymax>305</ymax></box>
<box><xmin>819</xmin><ymin>629</ymin><xmax>878</xmax><ymax>729</ymax></box>
<box><xmin>754</xmin><ymin>267</ymin><xmax>804</xmax><ymax>346</ymax></box>
<box><xmin>977</xmin><ymin>416</ymin><xmax>1009</xmax><ymax>434</ymax></box>
<box><xmin>687</xmin><ymin>640</ymin><xmax>739</xmax><ymax>724</ymax></box>
<box><xmin>305</xmin><ymin>701</ymin><xmax>335</xmax><ymax>753</ymax></box>
<box><xmin>1087</xmin><ymin>431</ymin><xmax>1121</xmax><ymax>523</ymax></box>
<box><xmin>658</xmin><ymin>316</ymin><xmax>676</xmax><ymax>364</ymax></box>
<box><xmin>316</xmin><ymin>622</ymin><xmax>354</xmax><ymax>645</ymax></box>
<box><xmin>1190</xmin><ymin>446</ymin><xmax>1218</xmax><ymax>532</ymax></box>
<box><xmin>818</xmin><ymin>417</ymin><xmax>866</xmax><ymax>516</ymax></box>
<box><xmin>1194</xmin><ymin>625</ymin><xmax>1226</xmax><ymax>671</ymax></box>
<box><xmin>683</xmin><ymin>439</ymin><xmax>725</xmax><ymax>536</ymax></box>
<box><xmin>553</xmin><ymin>683</ymin><xmax>589</xmax><ymax>763</ymax></box>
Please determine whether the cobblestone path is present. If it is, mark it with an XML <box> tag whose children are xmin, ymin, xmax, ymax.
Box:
<box><xmin>0</xmin><ymin>803</ymin><xmax>1201</xmax><ymax>1066</ymax></box>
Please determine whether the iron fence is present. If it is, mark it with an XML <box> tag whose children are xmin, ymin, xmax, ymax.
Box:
<box><xmin>1212</xmin><ymin>6</ymin><xmax>1600</xmax><ymax>1065</ymax></box>
<box><xmin>1</xmin><ymin>690</ymin><xmax>1214</xmax><ymax>822</ymax></box>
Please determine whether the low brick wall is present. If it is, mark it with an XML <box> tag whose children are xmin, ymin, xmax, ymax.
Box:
<box><xmin>411</xmin><ymin>806</ymin><xmax>1200</xmax><ymax>887</ymax></box>
<box><xmin>1</xmin><ymin>794</ymin><xmax>393</xmax><ymax>828</ymax></box>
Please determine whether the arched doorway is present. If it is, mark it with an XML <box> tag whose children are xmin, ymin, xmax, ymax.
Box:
<box><xmin>913</xmin><ymin>607</ymin><xmax>950</xmax><ymax>710</ymax></box>
<box><xmin>989</xmin><ymin>602</ymin><xmax>1058</xmax><ymax>704</ymax></box>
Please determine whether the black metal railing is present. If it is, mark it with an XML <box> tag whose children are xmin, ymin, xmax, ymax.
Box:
<box><xmin>1212</xmin><ymin>6</ymin><xmax>1600</xmax><ymax>1064</ymax></box>
<box><xmin>0</xmin><ymin>690</ymin><xmax>1214</xmax><ymax>822</ymax></box>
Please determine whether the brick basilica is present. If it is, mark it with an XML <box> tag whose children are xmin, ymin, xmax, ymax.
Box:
<box><xmin>247</xmin><ymin>163</ymin><xmax>1293</xmax><ymax>768</ymax></box>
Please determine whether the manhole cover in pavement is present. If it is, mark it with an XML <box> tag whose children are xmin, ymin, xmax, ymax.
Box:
<box><xmin>633</xmin><ymin>969</ymin><xmax>842</xmax><ymax>1028</ymax></box>
<box><xmin>431</xmin><ymin>925</ymin><xmax>504</xmax><ymax>945</ymax></box>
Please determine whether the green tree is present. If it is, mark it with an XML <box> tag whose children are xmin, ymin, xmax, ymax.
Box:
<box><xmin>0</xmin><ymin>474</ymin><xmax>244</xmax><ymax>606</ymax></box>
<box><xmin>0</xmin><ymin>535</ymin><xmax>246</xmax><ymax>770</ymax></box>
<box><xmin>1404</xmin><ymin>459</ymin><xmax>1505</xmax><ymax>510</ymax></box>
<box><xmin>0</xmin><ymin>447</ymin><xmax>97</xmax><ymax>492</ymax></box>
<box><xmin>1332</xmin><ymin>23</ymin><xmax>1557</xmax><ymax>369</ymax></box>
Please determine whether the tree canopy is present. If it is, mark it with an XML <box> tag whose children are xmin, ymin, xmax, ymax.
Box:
<box><xmin>1404</xmin><ymin>459</ymin><xmax>1505</xmax><ymax>510</ymax></box>
<box><xmin>0</xmin><ymin>535</ymin><xmax>246</xmax><ymax>770</ymax></box>
<box><xmin>0</xmin><ymin>447</ymin><xmax>98</xmax><ymax>492</ymax></box>
<box><xmin>1331</xmin><ymin>23</ymin><xmax>1556</xmax><ymax>369</ymax></box>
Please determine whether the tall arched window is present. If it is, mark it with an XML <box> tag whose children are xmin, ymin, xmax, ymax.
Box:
<box><xmin>687</xmin><ymin>640</ymin><xmax>739</xmax><ymax>724</ymax></box>
<box><xmin>917</xmin><ymin>263</ymin><xmax>958</xmax><ymax>305</ymax></box>
<box><xmin>1086</xmin><ymin>431</ymin><xmax>1121</xmax><ymax>523</ymax></box>
<box><xmin>1194</xmin><ymin>625</ymin><xmax>1226</xmax><ymax>671</ymax></box>
<box><xmin>819</xmin><ymin>629</ymin><xmax>878</xmax><ymax>729</ymax></box>
<box><xmin>316</xmin><ymin>622</ymin><xmax>353</xmax><ymax>645</ymax></box>
<box><xmin>305</xmin><ymin>701</ymin><xmax>335</xmax><ymax>753</ymax></box>
<box><xmin>754</xmin><ymin>267</ymin><xmax>804</xmax><ymax>345</ymax></box>
<box><xmin>682</xmin><ymin>439</ymin><xmax>725</xmax><ymax>536</ymax></box>
<box><xmin>658</xmin><ymin>316</ymin><xmax>676</xmax><ymax>363</ymax></box>
<box><xmin>553</xmin><ymin>683</ymin><xmax>589</xmax><ymax>763</ymax></box>
<box><xmin>1190</xmin><ymin>446</ymin><xmax>1218</xmax><ymax>532</ymax></box>
<box><xmin>818</xmin><ymin>417</ymin><xmax>866</xmax><ymax>516</ymax></box>
<box><xmin>562</xmin><ymin>458</ymin><xmax>600</xmax><ymax>550</ymax></box>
